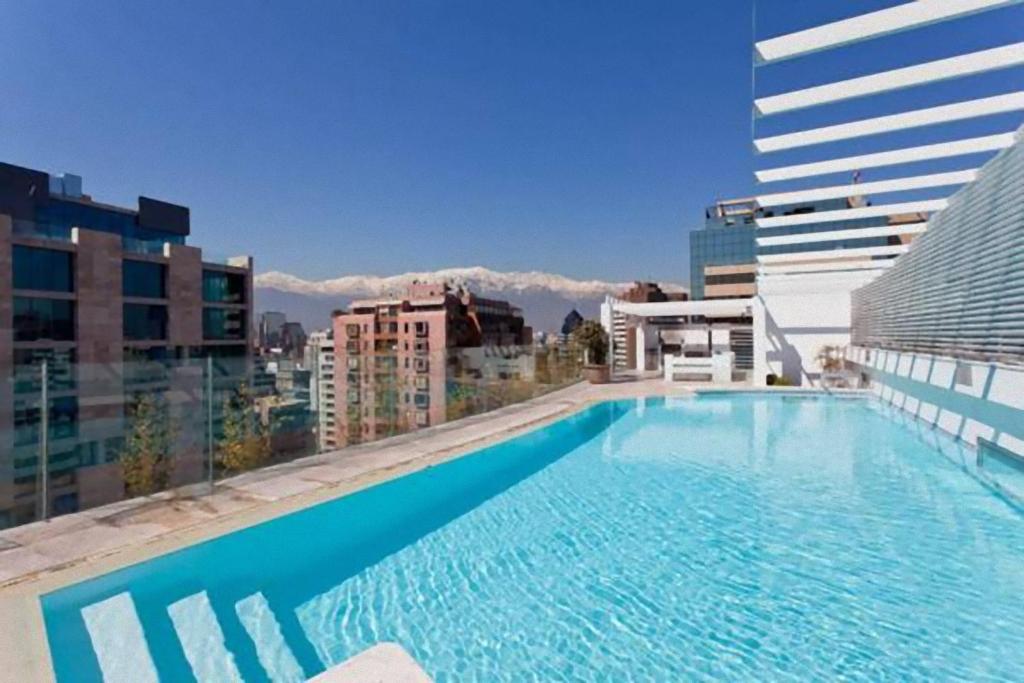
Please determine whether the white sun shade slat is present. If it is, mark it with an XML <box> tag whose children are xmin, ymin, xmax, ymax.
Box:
<box><xmin>759</xmin><ymin>260</ymin><xmax>897</xmax><ymax>276</ymax></box>
<box><xmin>755</xmin><ymin>133</ymin><xmax>1016</xmax><ymax>182</ymax></box>
<box><xmin>755</xmin><ymin>170</ymin><xmax>977</xmax><ymax>207</ymax></box>
<box><xmin>754</xmin><ymin>0</ymin><xmax>1023</xmax><ymax>64</ymax></box>
<box><xmin>757</xmin><ymin>222</ymin><xmax>928</xmax><ymax>247</ymax></box>
<box><xmin>756</xmin><ymin>200</ymin><xmax>947</xmax><ymax>228</ymax></box>
<box><xmin>755</xmin><ymin>43</ymin><xmax>1024</xmax><ymax>116</ymax></box>
<box><xmin>755</xmin><ymin>93</ymin><xmax>1024</xmax><ymax>153</ymax></box>
<box><xmin>758</xmin><ymin>244</ymin><xmax>910</xmax><ymax>265</ymax></box>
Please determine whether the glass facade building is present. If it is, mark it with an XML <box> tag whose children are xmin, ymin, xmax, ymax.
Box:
<box><xmin>1</xmin><ymin>160</ymin><xmax>253</xmax><ymax>528</ymax></box>
<box><xmin>690</xmin><ymin>196</ymin><xmax>908</xmax><ymax>300</ymax></box>
<box><xmin>202</xmin><ymin>269</ymin><xmax>246</xmax><ymax>304</ymax></box>
<box><xmin>33</xmin><ymin>197</ymin><xmax>186</xmax><ymax>247</ymax></box>
<box><xmin>757</xmin><ymin>198</ymin><xmax>897</xmax><ymax>258</ymax></box>
<box><xmin>13</xmin><ymin>246</ymin><xmax>74</xmax><ymax>292</ymax></box>
<box><xmin>123</xmin><ymin>303</ymin><xmax>169</xmax><ymax>341</ymax></box>
<box><xmin>689</xmin><ymin>199</ymin><xmax>758</xmax><ymax>301</ymax></box>
<box><xmin>122</xmin><ymin>260</ymin><xmax>167</xmax><ymax>299</ymax></box>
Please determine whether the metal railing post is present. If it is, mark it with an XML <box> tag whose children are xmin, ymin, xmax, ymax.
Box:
<box><xmin>39</xmin><ymin>358</ymin><xmax>49</xmax><ymax>522</ymax></box>
<box><xmin>206</xmin><ymin>355</ymin><xmax>215</xmax><ymax>492</ymax></box>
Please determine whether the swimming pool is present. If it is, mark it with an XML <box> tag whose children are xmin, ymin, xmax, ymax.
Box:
<box><xmin>42</xmin><ymin>396</ymin><xmax>1024</xmax><ymax>681</ymax></box>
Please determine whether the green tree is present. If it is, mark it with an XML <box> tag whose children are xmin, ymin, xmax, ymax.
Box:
<box><xmin>120</xmin><ymin>393</ymin><xmax>174</xmax><ymax>496</ymax></box>
<box><xmin>217</xmin><ymin>383</ymin><xmax>270</xmax><ymax>474</ymax></box>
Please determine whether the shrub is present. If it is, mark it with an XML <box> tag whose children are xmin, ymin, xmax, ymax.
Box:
<box><xmin>120</xmin><ymin>393</ymin><xmax>174</xmax><ymax>496</ymax></box>
<box><xmin>217</xmin><ymin>384</ymin><xmax>271</xmax><ymax>474</ymax></box>
<box><xmin>572</xmin><ymin>320</ymin><xmax>608</xmax><ymax>366</ymax></box>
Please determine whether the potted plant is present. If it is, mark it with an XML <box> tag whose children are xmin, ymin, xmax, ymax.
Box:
<box><xmin>816</xmin><ymin>345</ymin><xmax>848</xmax><ymax>388</ymax></box>
<box><xmin>572</xmin><ymin>320</ymin><xmax>610</xmax><ymax>384</ymax></box>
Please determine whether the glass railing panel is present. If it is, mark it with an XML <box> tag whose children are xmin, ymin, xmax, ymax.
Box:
<box><xmin>0</xmin><ymin>343</ymin><xmax>583</xmax><ymax>530</ymax></box>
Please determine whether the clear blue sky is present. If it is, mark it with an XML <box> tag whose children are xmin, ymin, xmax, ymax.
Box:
<box><xmin>1</xmin><ymin>1</ymin><xmax>1021</xmax><ymax>283</ymax></box>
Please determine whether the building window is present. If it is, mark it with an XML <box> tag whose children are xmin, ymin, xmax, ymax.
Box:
<box><xmin>123</xmin><ymin>260</ymin><xmax>167</xmax><ymax>298</ymax></box>
<box><xmin>705</xmin><ymin>272</ymin><xmax>756</xmax><ymax>286</ymax></box>
<box><xmin>13</xmin><ymin>297</ymin><xmax>75</xmax><ymax>341</ymax></box>
<box><xmin>123</xmin><ymin>304</ymin><xmax>168</xmax><ymax>340</ymax></box>
<box><xmin>203</xmin><ymin>308</ymin><xmax>246</xmax><ymax>341</ymax></box>
<box><xmin>202</xmin><ymin>269</ymin><xmax>246</xmax><ymax>304</ymax></box>
<box><xmin>13</xmin><ymin>348</ymin><xmax>76</xmax><ymax>394</ymax></box>
<box><xmin>14</xmin><ymin>396</ymin><xmax>78</xmax><ymax>446</ymax></box>
<box><xmin>13</xmin><ymin>246</ymin><xmax>73</xmax><ymax>292</ymax></box>
<box><xmin>123</xmin><ymin>346</ymin><xmax>171</xmax><ymax>385</ymax></box>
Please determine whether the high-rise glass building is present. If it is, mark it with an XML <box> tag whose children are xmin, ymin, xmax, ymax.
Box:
<box><xmin>689</xmin><ymin>198</ymin><xmax>758</xmax><ymax>301</ymax></box>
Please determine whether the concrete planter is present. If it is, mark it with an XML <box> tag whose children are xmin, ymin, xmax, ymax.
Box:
<box><xmin>583</xmin><ymin>364</ymin><xmax>610</xmax><ymax>384</ymax></box>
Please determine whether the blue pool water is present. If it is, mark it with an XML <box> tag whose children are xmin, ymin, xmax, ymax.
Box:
<box><xmin>43</xmin><ymin>396</ymin><xmax>1024</xmax><ymax>681</ymax></box>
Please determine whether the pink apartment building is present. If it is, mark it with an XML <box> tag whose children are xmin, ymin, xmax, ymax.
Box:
<box><xmin>332</xmin><ymin>283</ymin><xmax>530</xmax><ymax>445</ymax></box>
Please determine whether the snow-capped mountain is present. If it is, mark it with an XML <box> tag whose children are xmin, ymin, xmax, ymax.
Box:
<box><xmin>254</xmin><ymin>267</ymin><xmax>686</xmax><ymax>333</ymax></box>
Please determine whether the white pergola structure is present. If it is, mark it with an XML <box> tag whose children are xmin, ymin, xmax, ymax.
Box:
<box><xmin>603</xmin><ymin>297</ymin><xmax>756</xmax><ymax>379</ymax></box>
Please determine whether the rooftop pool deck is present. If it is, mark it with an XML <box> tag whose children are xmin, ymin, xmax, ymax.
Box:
<box><xmin>7</xmin><ymin>380</ymin><xmax>1022</xmax><ymax>681</ymax></box>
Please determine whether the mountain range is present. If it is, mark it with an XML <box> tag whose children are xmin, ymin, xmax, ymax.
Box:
<box><xmin>254</xmin><ymin>267</ymin><xmax>687</xmax><ymax>333</ymax></box>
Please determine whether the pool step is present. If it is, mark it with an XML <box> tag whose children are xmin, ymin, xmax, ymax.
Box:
<box><xmin>167</xmin><ymin>590</ymin><xmax>244</xmax><ymax>682</ymax></box>
<box><xmin>80</xmin><ymin>592</ymin><xmax>159</xmax><ymax>683</ymax></box>
<box><xmin>308</xmin><ymin>643</ymin><xmax>432</xmax><ymax>683</ymax></box>
<box><xmin>80</xmin><ymin>588</ymin><xmax>408</xmax><ymax>683</ymax></box>
<box><xmin>235</xmin><ymin>592</ymin><xmax>307</xmax><ymax>683</ymax></box>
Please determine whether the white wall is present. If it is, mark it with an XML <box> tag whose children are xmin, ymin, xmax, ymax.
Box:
<box><xmin>754</xmin><ymin>271</ymin><xmax>879</xmax><ymax>386</ymax></box>
<box><xmin>849</xmin><ymin>346</ymin><xmax>1024</xmax><ymax>458</ymax></box>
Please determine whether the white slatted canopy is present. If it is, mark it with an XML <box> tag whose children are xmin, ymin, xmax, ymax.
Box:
<box><xmin>611</xmin><ymin>299</ymin><xmax>753</xmax><ymax>318</ymax></box>
<box><xmin>755</xmin><ymin>170</ymin><xmax>977</xmax><ymax>208</ymax></box>
<box><xmin>754</xmin><ymin>0</ymin><xmax>1024</xmax><ymax>64</ymax></box>
<box><xmin>756</xmin><ymin>223</ymin><xmax>927</xmax><ymax>247</ymax></box>
<box><xmin>754</xmin><ymin>92</ymin><xmax>1024</xmax><ymax>153</ymax></box>
<box><xmin>759</xmin><ymin>260</ymin><xmax>898</xmax><ymax>276</ymax></box>
<box><xmin>751</xmin><ymin>0</ymin><xmax>1023</xmax><ymax>288</ymax></box>
<box><xmin>755</xmin><ymin>133</ymin><xmax>1016</xmax><ymax>183</ymax></box>
<box><xmin>755</xmin><ymin>43</ymin><xmax>1024</xmax><ymax>116</ymax></box>
<box><xmin>758</xmin><ymin>244</ymin><xmax>909</xmax><ymax>264</ymax></box>
<box><xmin>755</xmin><ymin>200</ymin><xmax>947</xmax><ymax>228</ymax></box>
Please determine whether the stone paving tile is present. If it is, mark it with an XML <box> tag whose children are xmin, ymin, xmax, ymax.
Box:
<box><xmin>29</xmin><ymin>522</ymin><xmax>167</xmax><ymax>565</ymax></box>
<box><xmin>0</xmin><ymin>513</ymin><xmax>97</xmax><ymax>547</ymax></box>
<box><xmin>295</xmin><ymin>464</ymin><xmax>355</xmax><ymax>485</ymax></box>
<box><xmin>187</xmin><ymin>490</ymin><xmax>264</xmax><ymax>518</ymax></box>
<box><xmin>0</xmin><ymin>547</ymin><xmax>55</xmax><ymax>583</ymax></box>
<box><xmin>103</xmin><ymin>499</ymin><xmax>221</xmax><ymax>529</ymax></box>
<box><xmin>224</xmin><ymin>475</ymin><xmax>326</xmax><ymax>501</ymax></box>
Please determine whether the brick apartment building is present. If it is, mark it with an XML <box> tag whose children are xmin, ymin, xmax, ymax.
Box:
<box><xmin>333</xmin><ymin>283</ymin><xmax>531</xmax><ymax>445</ymax></box>
<box><xmin>0</xmin><ymin>162</ymin><xmax>253</xmax><ymax>527</ymax></box>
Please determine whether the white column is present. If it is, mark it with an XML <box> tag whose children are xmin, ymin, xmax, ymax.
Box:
<box><xmin>752</xmin><ymin>296</ymin><xmax>768</xmax><ymax>387</ymax></box>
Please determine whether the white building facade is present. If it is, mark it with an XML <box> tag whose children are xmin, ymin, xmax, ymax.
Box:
<box><xmin>306</xmin><ymin>330</ymin><xmax>337</xmax><ymax>452</ymax></box>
